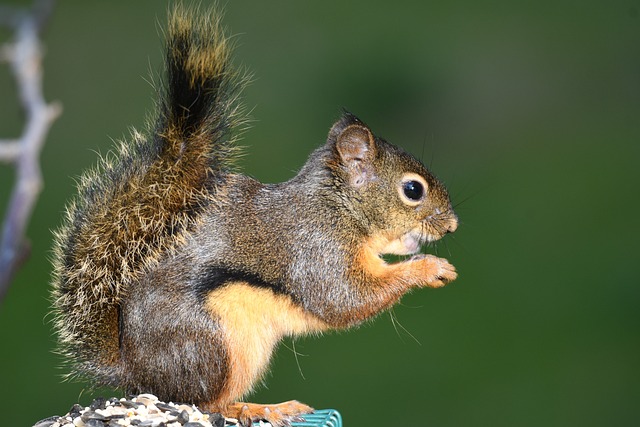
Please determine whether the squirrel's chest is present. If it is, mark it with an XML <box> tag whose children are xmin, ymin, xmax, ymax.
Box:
<box><xmin>204</xmin><ymin>282</ymin><xmax>327</xmax><ymax>400</ymax></box>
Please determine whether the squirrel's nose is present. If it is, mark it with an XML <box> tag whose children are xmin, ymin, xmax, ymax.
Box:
<box><xmin>446</xmin><ymin>217</ymin><xmax>458</xmax><ymax>234</ymax></box>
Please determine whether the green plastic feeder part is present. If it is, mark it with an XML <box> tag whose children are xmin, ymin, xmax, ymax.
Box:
<box><xmin>292</xmin><ymin>409</ymin><xmax>342</xmax><ymax>427</ymax></box>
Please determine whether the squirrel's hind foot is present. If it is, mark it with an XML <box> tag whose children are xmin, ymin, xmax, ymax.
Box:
<box><xmin>223</xmin><ymin>400</ymin><xmax>313</xmax><ymax>427</ymax></box>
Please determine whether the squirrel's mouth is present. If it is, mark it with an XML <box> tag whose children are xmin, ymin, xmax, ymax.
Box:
<box><xmin>379</xmin><ymin>230</ymin><xmax>426</xmax><ymax>256</ymax></box>
<box><xmin>380</xmin><ymin>221</ymin><xmax>454</xmax><ymax>258</ymax></box>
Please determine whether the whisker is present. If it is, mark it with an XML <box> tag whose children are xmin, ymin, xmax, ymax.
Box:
<box><xmin>390</xmin><ymin>310</ymin><xmax>422</xmax><ymax>346</ymax></box>
<box><xmin>282</xmin><ymin>339</ymin><xmax>307</xmax><ymax>380</ymax></box>
<box><xmin>443</xmin><ymin>238</ymin><xmax>453</xmax><ymax>258</ymax></box>
<box><xmin>389</xmin><ymin>310</ymin><xmax>405</xmax><ymax>344</ymax></box>
<box><xmin>446</xmin><ymin>233</ymin><xmax>471</xmax><ymax>256</ymax></box>
<box><xmin>452</xmin><ymin>193</ymin><xmax>476</xmax><ymax>210</ymax></box>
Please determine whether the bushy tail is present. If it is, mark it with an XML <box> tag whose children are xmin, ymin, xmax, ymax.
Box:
<box><xmin>50</xmin><ymin>5</ymin><xmax>247</xmax><ymax>385</ymax></box>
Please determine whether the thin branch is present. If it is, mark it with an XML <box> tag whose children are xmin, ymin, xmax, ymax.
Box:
<box><xmin>0</xmin><ymin>0</ymin><xmax>61</xmax><ymax>302</ymax></box>
<box><xmin>0</xmin><ymin>141</ymin><xmax>21</xmax><ymax>162</ymax></box>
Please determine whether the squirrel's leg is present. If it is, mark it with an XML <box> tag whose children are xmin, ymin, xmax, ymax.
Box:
<box><xmin>359</xmin><ymin>242</ymin><xmax>457</xmax><ymax>290</ymax></box>
<box><xmin>348</xmin><ymin>245</ymin><xmax>457</xmax><ymax>321</ymax></box>
<box><xmin>201</xmin><ymin>282</ymin><xmax>324</xmax><ymax>425</ymax></box>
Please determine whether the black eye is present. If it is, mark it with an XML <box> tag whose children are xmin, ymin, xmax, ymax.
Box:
<box><xmin>403</xmin><ymin>180</ymin><xmax>424</xmax><ymax>201</ymax></box>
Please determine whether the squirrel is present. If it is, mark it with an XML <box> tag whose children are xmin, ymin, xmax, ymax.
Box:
<box><xmin>50</xmin><ymin>5</ymin><xmax>458</xmax><ymax>427</ymax></box>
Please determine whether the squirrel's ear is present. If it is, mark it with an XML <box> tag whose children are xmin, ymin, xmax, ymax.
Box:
<box><xmin>335</xmin><ymin>124</ymin><xmax>375</xmax><ymax>164</ymax></box>
<box><xmin>329</xmin><ymin>113</ymin><xmax>377</xmax><ymax>188</ymax></box>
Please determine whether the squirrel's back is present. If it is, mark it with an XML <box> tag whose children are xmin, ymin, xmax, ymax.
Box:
<box><xmin>50</xmin><ymin>5</ymin><xmax>248</xmax><ymax>384</ymax></box>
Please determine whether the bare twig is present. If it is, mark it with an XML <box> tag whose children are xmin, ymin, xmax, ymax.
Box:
<box><xmin>0</xmin><ymin>0</ymin><xmax>61</xmax><ymax>302</ymax></box>
<box><xmin>0</xmin><ymin>140</ymin><xmax>21</xmax><ymax>162</ymax></box>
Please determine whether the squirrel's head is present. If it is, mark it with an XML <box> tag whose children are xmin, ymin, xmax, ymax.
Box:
<box><xmin>326</xmin><ymin>112</ymin><xmax>458</xmax><ymax>255</ymax></box>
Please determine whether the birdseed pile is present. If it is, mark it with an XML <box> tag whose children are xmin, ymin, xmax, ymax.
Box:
<box><xmin>32</xmin><ymin>394</ymin><xmax>266</xmax><ymax>427</ymax></box>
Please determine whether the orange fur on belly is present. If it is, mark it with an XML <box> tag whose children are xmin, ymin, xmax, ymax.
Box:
<box><xmin>204</xmin><ymin>282</ymin><xmax>328</xmax><ymax>406</ymax></box>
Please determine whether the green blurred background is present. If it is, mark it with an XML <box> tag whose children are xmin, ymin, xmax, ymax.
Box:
<box><xmin>1</xmin><ymin>1</ymin><xmax>638</xmax><ymax>426</ymax></box>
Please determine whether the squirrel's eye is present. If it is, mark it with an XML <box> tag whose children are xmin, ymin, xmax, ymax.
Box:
<box><xmin>398</xmin><ymin>173</ymin><xmax>428</xmax><ymax>206</ymax></box>
<box><xmin>403</xmin><ymin>180</ymin><xmax>424</xmax><ymax>201</ymax></box>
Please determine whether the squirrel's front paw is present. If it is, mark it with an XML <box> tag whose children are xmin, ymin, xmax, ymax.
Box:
<box><xmin>411</xmin><ymin>254</ymin><xmax>457</xmax><ymax>288</ymax></box>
